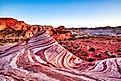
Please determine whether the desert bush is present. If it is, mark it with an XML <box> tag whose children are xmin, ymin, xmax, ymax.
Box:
<box><xmin>88</xmin><ymin>47</ymin><xmax>95</xmax><ymax>52</ymax></box>
<box><xmin>117</xmin><ymin>49</ymin><xmax>121</xmax><ymax>52</ymax></box>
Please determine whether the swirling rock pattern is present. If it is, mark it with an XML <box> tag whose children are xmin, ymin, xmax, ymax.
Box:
<box><xmin>0</xmin><ymin>32</ymin><xmax>121</xmax><ymax>81</ymax></box>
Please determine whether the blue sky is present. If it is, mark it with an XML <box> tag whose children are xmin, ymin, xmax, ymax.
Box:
<box><xmin>0</xmin><ymin>0</ymin><xmax>121</xmax><ymax>27</ymax></box>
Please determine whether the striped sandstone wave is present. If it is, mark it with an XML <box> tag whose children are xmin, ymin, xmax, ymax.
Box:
<box><xmin>0</xmin><ymin>32</ymin><xmax>121</xmax><ymax>81</ymax></box>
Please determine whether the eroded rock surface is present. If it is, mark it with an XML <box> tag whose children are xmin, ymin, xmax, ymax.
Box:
<box><xmin>0</xmin><ymin>32</ymin><xmax>121</xmax><ymax>81</ymax></box>
<box><xmin>0</xmin><ymin>18</ymin><xmax>73</xmax><ymax>46</ymax></box>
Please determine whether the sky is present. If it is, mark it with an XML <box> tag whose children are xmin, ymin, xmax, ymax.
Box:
<box><xmin>0</xmin><ymin>0</ymin><xmax>121</xmax><ymax>28</ymax></box>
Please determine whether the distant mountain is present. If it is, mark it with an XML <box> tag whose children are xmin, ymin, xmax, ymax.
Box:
<box><xmin>68</xmin><ymin>26</ymin><xmax>121</xmax><ymax>37</ymax></box>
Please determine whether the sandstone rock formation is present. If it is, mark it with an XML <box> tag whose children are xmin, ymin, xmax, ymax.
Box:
<box><xmin>0</xmin><ymin>18</ymin><xmax>28</xmax><ymax>30</ymax></box>
<box><xmin>0</xmin><ymin>32</ymin><xmax>121</xmax><ymax>81</ymax></box>
<box><xmin>0</xmin><ymin>18</ymin><xmax>73</xmax><ymax>45</ymax></box>
<box><xmin>50</xmin><ymin>26</ymin><xmax>73</xmax><ymax>41</ymax></box>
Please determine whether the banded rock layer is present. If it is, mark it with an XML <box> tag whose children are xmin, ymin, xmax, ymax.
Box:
<box><xmin>0</xmin><ymin>32</ymin><xmax>121</xmax><ymax>81</ymax></box>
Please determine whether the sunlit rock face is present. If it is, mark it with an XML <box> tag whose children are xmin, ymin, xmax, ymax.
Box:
<box><xmin>50</xmin><ymin>26</ymin><xmax>73</xmax><ymax>41</ymax></box>
<box><xmin>0</xmin><ymin>32</ymin><xmax>121</xmax><ymax>81</ymax></box>
<box><xmin>0</xmin><ymin>18</ymin><xmax>73</xmax><ymax>46</ymax></box>
<box><xmin>0</xmin><ymin>18</ymin><xmax>27</xmax><ymax>30</ymax></box>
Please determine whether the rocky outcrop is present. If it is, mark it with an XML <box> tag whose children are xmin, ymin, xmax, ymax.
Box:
<box><xmin>49</xmin><ymin>26</ymin><xmax>73</xmax><ymax>41</ymax></box>
<box><xmin>0</xmin><ymin>18</ymin><xmax>28</xmax><ymax>30</ymax></box>
<box><xmin>0</xmin><ymin>18</ymin><xmax>73</xmax><ymax>45</ymax></box>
